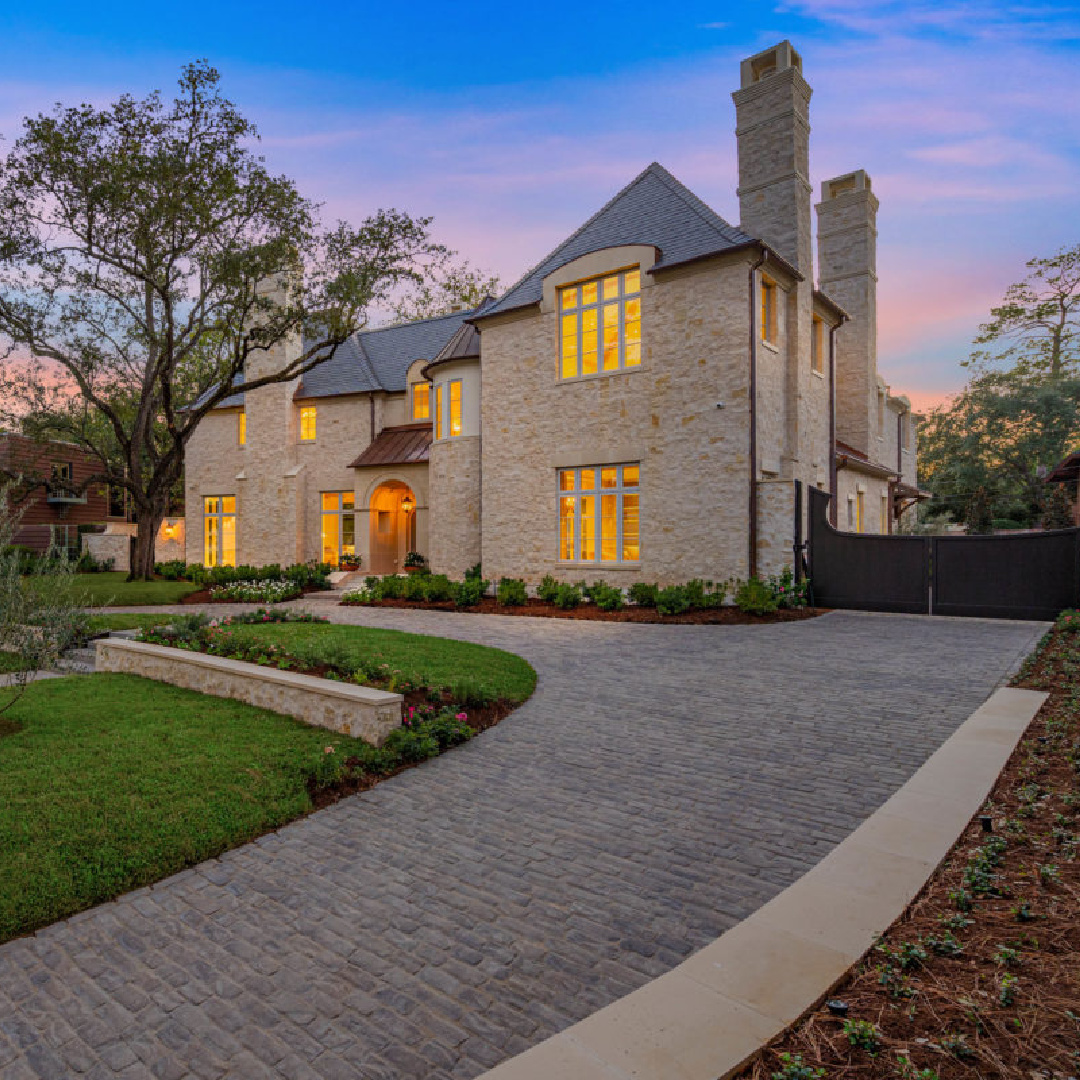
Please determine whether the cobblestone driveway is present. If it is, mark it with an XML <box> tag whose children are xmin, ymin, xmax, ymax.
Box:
<box><xmin>0</xmin><ymin>609</ymin><xmax>1043</xmax><ymax>1079</ymax></box>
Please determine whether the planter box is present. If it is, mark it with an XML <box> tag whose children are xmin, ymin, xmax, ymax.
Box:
<box><xmin>94</xmin><ymin>638</ymin><xmax>403</xmax><ymax>746</ymax></box>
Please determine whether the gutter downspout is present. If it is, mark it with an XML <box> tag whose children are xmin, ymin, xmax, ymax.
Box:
<box><xmin>748</xmin><ymin>249</ymin><xmax>768</xmax><ymax>580</ymax></box>
<box><xmin>827</xmin><ymin>318</ymin><xmax>843</xmax><ymax>528</ymax></box>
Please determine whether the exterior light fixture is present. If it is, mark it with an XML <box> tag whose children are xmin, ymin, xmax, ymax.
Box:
<box><xmin>826</xmin><ymin>999</ymin><xmax>849</xmax><ymax>1017</ymax></box>
<box><xmin>401</xmin><ymin>495</ymin><xmax>415</xmax><ymax>514</ymax></box>
<box><xmin>979</xmin><ymin>815</ymin><xmax>993</xmax><ymax>833</ymax></box>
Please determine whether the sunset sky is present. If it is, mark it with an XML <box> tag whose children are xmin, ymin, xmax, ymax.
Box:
<box><xmin>1</xmin><ymin>1</ymin><xmax>1077</xmax><ymax>412</ymax></box>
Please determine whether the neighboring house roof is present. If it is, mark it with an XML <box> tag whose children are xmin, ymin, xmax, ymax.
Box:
<box><xmin>479</xmin><ymin>162</ymin><xmax>756</xmax><ymax>318</ymax></box>
<box><xmin>349</xmin><ymin>423</ymin><xmax>433</xmax><ymax>469</ymax></box>
<box><xmin>1046</xmin><ymin>450</ymin><xmax>1080</xmax><ymax>484</ymax></box>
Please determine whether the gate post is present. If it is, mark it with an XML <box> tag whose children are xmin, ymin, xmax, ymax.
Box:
<box><xmin>793</xmin><ymin>479</ymin><xmax>804</xmax><ymax>583</ymax></box>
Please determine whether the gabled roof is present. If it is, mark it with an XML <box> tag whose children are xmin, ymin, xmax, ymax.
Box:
<box><xmin>349</xmin><ymin>423</ymin><xmax>433</xmax><ymax>468</ymax></box>
<box><xmin>479</xmin><ymin>162</ymin><xmax>755</xmax><ymax>318</ymax></box>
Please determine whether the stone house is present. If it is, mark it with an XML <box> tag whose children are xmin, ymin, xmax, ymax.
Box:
<box><xmin>184</xmin><ymin>39</ymin><xmax>921</xmax><ymax>584</ymax></box>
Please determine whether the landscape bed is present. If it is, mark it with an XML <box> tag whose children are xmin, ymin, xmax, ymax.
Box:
<box><xmin>346</xmin><ymin>596</ymin><xmax>827</xmax><ymax>624</ymax></box>
<box><xmin>737</xmin><ymin>611</ymin><xmax>1080</xmax><ymax>1080</ymax></box>
<box><xmin>0</xmin><ymin>617</ymin><xmax>535</xmax><ymax>943</ymax></box>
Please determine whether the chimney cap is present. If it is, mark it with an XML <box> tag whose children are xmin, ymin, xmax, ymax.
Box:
<box><xmin>740</xmin><ymin>40</ymin><xmax>802</xmax><ymax>89</ymax></box>
<box><xmin>821</xmin><ymin>170</ymin><xmax>872</xmax><ymax>201</ymax></box>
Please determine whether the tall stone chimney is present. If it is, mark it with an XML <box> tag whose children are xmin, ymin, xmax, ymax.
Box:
<box><xmin>732</xmin><ymin>40</ymin><xmax>813</xmax><ymax>275</ymax></box>
<box><xmin>816</xmin><ymin>169</ymin><xmax>879</xmax><ymax>456</ymax></box>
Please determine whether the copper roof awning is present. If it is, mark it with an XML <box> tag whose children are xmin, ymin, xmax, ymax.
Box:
<box><xmin>349</xmin><ymin>423</ymin><xmax>433</xmax><ymax>468</ymax></box>
<box><xmin>835</xmin><ymin>440</ymin><xmax>897</xmax><ymax>480</ymax></box>
<box><xmin>1046</xmin><ymin>450</ymin><xmax>1080</xmax><ymax>484</ymax></box>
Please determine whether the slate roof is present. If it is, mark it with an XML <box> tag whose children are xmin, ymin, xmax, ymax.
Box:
<box><xmin>479</xmin><ymin>162</ymin><xmax>755</xmax><ymax>318</ymax></box>
<box><xmin>348</xmin><ymin>423</ymin><xmax>433</xmax><ymax>468</ymax></box>
<box><xmin>424</xmin><ymin>319</ymin><xmax>481</xmax><ymax>376</ymax></box>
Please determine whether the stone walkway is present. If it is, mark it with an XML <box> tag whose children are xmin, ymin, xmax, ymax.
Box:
<box><xmin>0</xmin><ymin>608</ymin><xmax>1044</xmax><ymax>1079</ymax></box>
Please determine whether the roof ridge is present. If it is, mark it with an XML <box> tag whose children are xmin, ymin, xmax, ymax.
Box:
<box><xmin>363</xmin><ymin>304</ymin><xmax>482</xmax><ymax>337</ymax></box>
<box><xmin>645</xmin><ymin>162</ymin><xmax>748</xmax><ymax>244</ymax></box>
<box><xmin>490</xmin><ymin>163</ymin><xmax>663</xmax><ymax>309</ymax></box>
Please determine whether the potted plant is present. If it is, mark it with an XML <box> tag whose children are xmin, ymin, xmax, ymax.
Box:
<box><xmin>339</xmin><ymin>555</ymin><xmax>361</xmax><ymax>571</ymax></box>
<box><xmin>403</xmin><ymin>551</ymin><xmax>428</xmax><ymax>574</ymax></box>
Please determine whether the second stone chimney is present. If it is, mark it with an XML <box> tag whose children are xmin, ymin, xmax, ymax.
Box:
<box><xmin>732</xmin><ymin>40</ymin><xmax>813</xmax><ymax>275</ymax></box>
<box><xmin>816</xmin><ymin>169</ymin><xmax>879</xmax><ymax>457</ymax></box>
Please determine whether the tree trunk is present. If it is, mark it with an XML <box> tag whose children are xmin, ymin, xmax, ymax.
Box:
<box><xmin>129</xmin><ymin>509</ymin><xmax>164</xmax><ymax>581</ymax></box>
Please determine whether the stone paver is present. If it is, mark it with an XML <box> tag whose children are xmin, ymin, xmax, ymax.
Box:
<box><xmin>0</xmin><ymin>608</ymin><xmax>1044</xmax><ymax>1078</ymax></box>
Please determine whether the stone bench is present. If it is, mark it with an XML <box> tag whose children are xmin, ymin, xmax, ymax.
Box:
<box><xmin>94</xmin><ymin>637</ymin><xmax>403</xmax><ymax>746</ymax></box>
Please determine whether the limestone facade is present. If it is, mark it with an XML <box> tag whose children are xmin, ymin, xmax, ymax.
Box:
<box><xmin>182</xmin><ymin>38</ymin><xmax>921</xmax><ymax>583</ymax></box>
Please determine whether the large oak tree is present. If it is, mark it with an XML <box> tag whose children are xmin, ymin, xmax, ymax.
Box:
<box><xmin>0</xmin><ymin>62</ymin><xmax>446</xmax><ymax>577</ymax></box>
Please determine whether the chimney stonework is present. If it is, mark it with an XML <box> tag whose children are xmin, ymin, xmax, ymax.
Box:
<box><xmin>731</xmin><ymin>40</ymin><xmax>813</xmax><ymax>275</ymax></box>
<box><xmin>816</xmin><ymin>170</ymin><xmax>879</xmax><ymax>458</ymax></box>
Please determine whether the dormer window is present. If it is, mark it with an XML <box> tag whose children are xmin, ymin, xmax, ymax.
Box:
<box><xmin>559</xmin><ymin>268</ymin><xmax>641</xmax><ymax>380</ymax></box>
<box><xmin>411</xmin><ymin>383</ymin><xmax>430</xmax><ymax>421</ymax></box>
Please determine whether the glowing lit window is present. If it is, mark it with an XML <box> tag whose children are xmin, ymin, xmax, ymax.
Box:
<box><xmin>761</xmin><ymin>276</ymin><xmax>778</xmax><ymax>345</ymax></box>
<box><xmin>811</xmin><ymin>316</ymin><xmax>825</xmax><ymax>374</ymax></box>
<box><xmin>203</xmin><ymin>495</ymin><xmax>236</xmax><ymax>567</ymax></box>
<box><xmin>559</xmin><ymin>268</ymin><xmax>641</xmax><ymax>380</ymax></box>
<box><xmin>880</xmin><ymin>494</ymin><xmax>889</xmax><ymax>534</ymax></box>
<box><xmin>557</xmin><ymin>463</ymin><xmax>640</xmax><ymax>563</ymax></box>
<box><xmin>435</xmin><ymin>385</ymin><xmax>443</xmax><ymax>440</ymax></box>
<box><xmin>299</xmin><ymin>405</ymin><xmax>317</xmax><ymax>441</ymax></box>
<box><xmin>412</xmin><ymin>383</ymin><xmax>430</xmax><ymax>421</ymax></box>
<box><xmin>238</xmin><ymin>410</ymin><xmax>246</xmax><ymax>446</ymax></box>
<box><xmin>320</xmin><ymin>491</ymin><xmax>356</xmax><ymax>566</ymax></box>
<box><xmin>449</xmin><ymin>380</ymin><xmax>462</xmax><ymax>437</ymax></box>
<box><xmin>856</xmin><ymin>490</ymin><xmax>865</xmax><ymax>533</ymax></box>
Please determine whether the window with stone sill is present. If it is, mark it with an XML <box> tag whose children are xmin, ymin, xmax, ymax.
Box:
<box><xmin>761</xmin><ymin>276</ymin><xmax>779</xmax><ymax>346</ymax></box>
<box><xmin>559</xmin><ymin>268</ymin><xmax>641</xmax><ymax>380</ymax></box>
<box><xmin>558</xmin><ymin>464</ymin><xmax>640</xmax><ymax>563</ymax></box>
<box><xmin>238</xmin><ymin>410</ymin><xmax>246</xmax><ymax>446</ymax></box>
<box><xmin>811</xmin><ymin>316</ymin><xmax>825</xmax><ymax>373</ymax></box>
<box><xmin>412</xmin><ymin>383</ymin><xmax>430</xmax><ymax>422</ymax></box>
<box><xmin>203</xmin><ymin>495</ymin><xmax>236</xmax><ymax>567</ymax></box>
<box><xmin>299</xmin><ymin>405</ymin><xmax>317</xmax><ymax>441</ymax></box>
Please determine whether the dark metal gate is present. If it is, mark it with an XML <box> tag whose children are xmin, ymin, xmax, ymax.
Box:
<box><xmin>806</xmin><ymin>486</ymin><xmax>1080</xmax><ymax>621</ymax></box>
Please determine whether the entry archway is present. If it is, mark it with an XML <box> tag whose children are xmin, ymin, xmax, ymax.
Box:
<box><xmin>368</xmin><ymin>481</ymin><xmax>416</xmax><ymax>575</ymax></box>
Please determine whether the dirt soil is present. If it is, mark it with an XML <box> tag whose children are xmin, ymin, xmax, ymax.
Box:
<box><xmin>341</xmin><ymin>596</ymin><xmax>827</xmax><ymax>625</ymax></box>
<box><xmin>735</xmin><ymin>619</ymin><xmax>1080</xmax><ymax>1080</ymax></box>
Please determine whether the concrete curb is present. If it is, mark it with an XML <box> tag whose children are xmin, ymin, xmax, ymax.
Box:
<box><xmin>478</xmin><ymin>686</ymin><xmax>1048</xmax><ymax>1080</ymax></box>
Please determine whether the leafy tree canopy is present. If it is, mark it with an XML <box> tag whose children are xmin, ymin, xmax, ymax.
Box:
<box><xmin>920</xmin><ymin>242</ymin><xmax>1080</xmax><ymax>531</ymax></box>
<box><xmin>0</xmin><ymin>61</ymin><xmax>448</xmax><ymax>576</ymax></box>
<box><xmin>390</xmin><ymin>259</ymin><xmax>501</xmax><ymax>323</ymax></box>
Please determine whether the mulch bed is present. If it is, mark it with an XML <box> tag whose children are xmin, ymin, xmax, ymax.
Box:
<box><xmin>342</xmin><ymin>597</ymin><xmax>827</xmax><ymax>625</ymax></box>
<box><xmin>736</xmin><ymin>620</ymin><xmax>1080</xmax><ymax>1080</ymax></box>
<box><xmin>306</xmin><ymin>689</ymin><xmax>517</xmax><ymax>812</ymax></box>
<box><xmin>179</xmin><ymin>584</ymin><xmax>328</xmax><ymax>605</ymax></box>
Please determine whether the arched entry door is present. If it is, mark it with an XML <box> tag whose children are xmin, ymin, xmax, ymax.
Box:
<box><xmin>368</xmin><ymin>481</ymin><xmax>416</xmax><ymax>575</ymax></box>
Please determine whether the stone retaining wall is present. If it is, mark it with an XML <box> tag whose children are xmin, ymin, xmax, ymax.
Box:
<box><xmin>95</xmin><ymin>638</ymin><xmax>402</xmax><ymax>746</ymax></box>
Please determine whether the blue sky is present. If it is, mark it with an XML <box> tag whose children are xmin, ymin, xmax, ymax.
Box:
<box><xmin>1</xmin><ymin>0</ymin><xmax>1078</xmax><ymax>408</ymax></box>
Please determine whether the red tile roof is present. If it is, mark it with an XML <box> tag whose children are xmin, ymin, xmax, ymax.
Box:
<box><xmin>349</xmin><ymin>423</ymin><xmax>433</xmax><ymax>469</ymax></box>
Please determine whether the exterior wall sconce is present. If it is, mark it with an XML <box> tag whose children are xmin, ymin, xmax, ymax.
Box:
<box><xmin>401</xmin><ymin>495</ymin><xmax>415</xmax><ymax>514</ymax></box>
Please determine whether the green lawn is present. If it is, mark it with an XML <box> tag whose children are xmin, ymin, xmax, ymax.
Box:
<box><xmin>0</xmin><ymin>673</ymin><xmax>374</xmax><ymax>943</ymax></box>
<box><xmin>26</xmin><ymin>571</ymin><xmax>199</xmax><ymax>607</ymax></box>
<box><xmin>235</xmin><ymin>622</ymin><xmax>537</xmax><ymax>702</ymax></box>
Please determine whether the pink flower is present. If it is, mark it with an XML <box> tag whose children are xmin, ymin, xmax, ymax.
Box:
<box><xmin>456</xmin><ymin>712</ymin><xmax>468</xmax><ymax>722</ymax></box>
<box><xmin>324</xmin><ymin>746</ymin><xmax>335</xmax><ymax>754</ymax></box>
